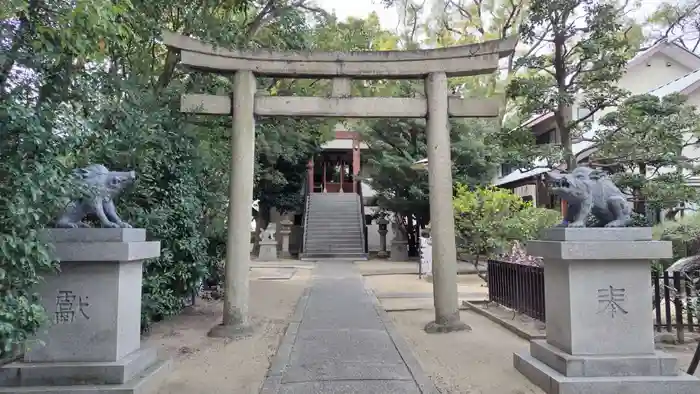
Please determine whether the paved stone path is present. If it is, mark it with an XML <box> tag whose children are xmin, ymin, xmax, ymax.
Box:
<box><xmin>260</xmin><ymin>261</ymin><xmax>437</xmax><ymax>394</ymax></box>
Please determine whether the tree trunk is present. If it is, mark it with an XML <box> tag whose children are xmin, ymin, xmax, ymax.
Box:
<box><xmin>552</xmin><ymin>21</ymin><xmax>574</xmax><ymax>170</ymax></box>
<box><xmin>635</xmin><ymin>162</ymin><xmax>647</xmax><ymax>214</ymax></box>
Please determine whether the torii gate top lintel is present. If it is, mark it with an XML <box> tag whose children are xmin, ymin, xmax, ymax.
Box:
<box><xmin>161</xmin><ymin>30</ymin><xmax>517</xmax><ymax>78</ymax></box>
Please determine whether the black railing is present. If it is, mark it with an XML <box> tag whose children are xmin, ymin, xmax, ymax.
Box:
<box><xmin>487</xmin><ymin>260</ymin><xmax>545</xmax><ymax>322</ymax></box>
<box><xmin>487</xmin><ymin>260</ymin><xmax>700</xmax><ymax>342</ymax></box>
<box><xmin>652</xmin><ymin>271</ymin><xmax>698</xmax><ymax>342</ymax></box>
<box><xmin>357</xmin><ymin>180</ymin><xmax>368</xmax><ymax>254</ymax></box>
<box><xmin>300</xmin><ymin>173</ymin><xmax>310</xmax><ymax>256</ymax></box>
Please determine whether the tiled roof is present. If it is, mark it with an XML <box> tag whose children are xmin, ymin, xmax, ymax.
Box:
<box><xmin>493</xmin><ymin>167</ymin><xmax>552</xmax><ymax>186</ymax></box>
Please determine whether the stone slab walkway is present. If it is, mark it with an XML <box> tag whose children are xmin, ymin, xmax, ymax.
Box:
<box><xmin>260</xmin><ymin>261</ymin><xmax>437</xmax><ymax>394</ymax></box>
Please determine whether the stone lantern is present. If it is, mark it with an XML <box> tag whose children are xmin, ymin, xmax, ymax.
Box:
<box><xmin>376</xmin><ymin>217</ymin><xmax>389</xmax><ymax>258</ymax></box>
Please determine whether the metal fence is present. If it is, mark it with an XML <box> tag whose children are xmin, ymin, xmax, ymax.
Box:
<box><xmin>487</xmin><ymin>260</ymin><xmax>699</xmax><ymax>341</ymax></box>
<box><xmin>652</xmin><ymin>271</ymin><xmax>698</xmax><ymax>341</ymax></box>
<box><xmin>487</xmin><ymin>260</ymin><xmax>546</xmax><ymax>322</ymax></box>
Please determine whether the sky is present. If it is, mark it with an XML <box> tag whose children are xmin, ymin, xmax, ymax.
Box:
<box><xmin>316</xmin><ymin>0</ymin><xmax>400</xmax><ymax>30</ymax></box>
<box><xmin>314</xmin><ymin>0</ymin><xmax>666</xmax><ymax>33</ymax></box>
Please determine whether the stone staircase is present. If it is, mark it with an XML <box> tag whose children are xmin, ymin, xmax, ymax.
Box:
<box><xmin>302</xmin><ymin>193</ymin><xmax>367</xmax><ymax>260</ymax></box>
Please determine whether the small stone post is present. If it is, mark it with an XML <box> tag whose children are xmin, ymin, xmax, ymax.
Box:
<box><xmin>419</xmin><ymin>225</ymin><xmax>433</xmax><ymax>279</ymax></box>
<box><xmin>258</xmin><ymin>223</ymin><xmax>278</xmax><ymax>261</ymax></box>
<box><xmin>514</xmin><ymin>227</ymin><xmax>700</xmax><ymax>393</ymax></box>
<box><xmin>0</xmin><ymin>229</ymin><xmax>171</xmax><ymax>392</ymax></box>
<box><xmin>279</xmin><ymin>219</ymin><xmax>293</xmax><ymax>258</ymax></box>
<box><xmin>390</xmin><ymin>221</ymin><xmax>409</xmax><ymax>262</ymax></box>
<box><xmin>424</xmin><ymin>72</ymin><xmax>468</xmax><ymax>333</ymax></box>
<box><xmin>213</xmin><ymin>70</ymin><xmax>256</xmax><ymax>338</ymax></box>
<box><xmin>377</xmin><ymin>217</ymin><xmax>389</xmax><ymax>258</ymax></box>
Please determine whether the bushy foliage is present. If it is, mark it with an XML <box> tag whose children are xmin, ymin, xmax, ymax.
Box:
<box><xmin>0</xmin><ymin>0</ymin><xmax>333</xmax><ymax>355</ymax></box>
<box><xmin>591</xmin><ymin>94</ymin><xmax>700</xmax><ymax>215</ymax></box>
<box><xmin>453</xmin><ymin>185</ymin><xmax>561</xmax><ymax>265</ymax></box>
<box><xmin>73</xmin><ymin>81</ymin><xmax>221</xmax><ymax>329</ymax></box>
<box><xmin>585</xmin><ymin>211</ymin><xmax>649</xmax><ymax>227</ymax></box>
<box><xmin>363</xmin><ymin>117</ymin><xmax>501</xmax><ymax>226</ymax></box>
<box><xmin>0</xmin><ymin>98</ymin><xmax>78</xmax><ymax>358</ymax></box>
<box><xmin>653</xmin><ymin>215</ymin><xmax>700</xmax><ymax>267</ymax></box>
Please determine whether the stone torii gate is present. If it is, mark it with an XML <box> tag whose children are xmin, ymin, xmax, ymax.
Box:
<box><xmin>163</xmin><ymin>31</ymin><xmax>516</xmax><ymax>336</ymax></box>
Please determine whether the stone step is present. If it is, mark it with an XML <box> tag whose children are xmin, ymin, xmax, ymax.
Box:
<box><xmin>0</xmin><ymin>357</ymin><xmax>173</xmax><ymax>394</ymax></box>
<box><xmin>306</xmin><ymin>226</ymin><xmax>362</xmax><ymax>230</ymax></box>
<box><xmin>305</xmin><ymin>232</ymin><xmax>363</xmax><ymax>238</ymax></box>
<box><xmin>310</xmin><ymin>194</ymin><xmax>359</xmax><ymax>199</ymax></box>
<box><xmin>303</xmin><ymin>194</ymin><xmax>366</xmax><ymax>257</ymax></box>
<box><xmin>309</xmin><ymin>200</ymin><xmax>358</xmax><ymax>203</ymax></box>
<box><xmin>305</xmin><ymin>236</ymin><xmax>362</xmax><ymax>243</ymax></box>
<box><xmin>307</xmin><ymin>208</ymin><xmax>359</xmax><ymax>212</ymax></box>
<box><xmin>305</xmin><ymin>239</ymin><xmax>362</xmax><ymax>245</ymax></box>
<box><xmin>305</xmin><ymin>242</ymin><xmax>364</xmax><ymax>248</ymax></box>
<box><xmin>303</xmin><ymin>249</ymin><xmax>365</xmax><ymax>255</ymax></box>
<box><xmin>306</xmin><ymin>220</ymin><xmax>361</xmax><ymax>226</ymax></box>
<box><xmin>309</xmin><ymin>206</ymin><xmax>360</xmax><ymax>214</ymax></box>
<box><xmin>300</xmin><ymin>253</ymin><xmax>368</xmax><ymax>261</ymax></box>
<box><xmin>304</xmin><ymin>243</ymin><xmax>363</xmax><ymax>249</ymax></box>
<box><xmin>307</xmin><ymin>211</ymin><xmax>359</xmax><ymax>215</ymax></box>
<box><xmin>309</xmin><ymin>202</ymin><xmax>358</xmax><ymax>205</ymax></box>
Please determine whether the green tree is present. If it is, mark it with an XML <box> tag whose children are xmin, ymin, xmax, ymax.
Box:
<box><xmin>507</xmin><ymin>0</ymin><xmax>643</xmax><ymax>169</ymax></box>
<box><xmin>425</xmin><ymin>0</ymin><xmax>531</xmax><ymax>97</ymax></box>
<box><xmin>250</xmin><ymin>12</ymin><xmax>392</xmax><ymax>237</ymax></box>
<box><xmin>362</xmin><ymin>116</ymin><xmax>501</xmax><ymax>228</ymax></box>
<box><xmin>452</xmin><ymin>185</ymin><xmax>560</xmax><ymax>280</ymax></box>
<box><xmin>587</xmin><ymin>93</ymin><xmax>700</xmax><ymax>219</ymax></box>
<box><xmin>645</xmin><ymin>1</ymin><xmax>700</xmax><ymax>52</ymax></box>
<box><xmin>0</xmin><ymin>0</ymin><xmax>334</xmax><ymax>352</ymax></box>
<box><xmin>0</xmin><ymin>0</ymin><xmax>134</xmax><ymax>359</ymax></box>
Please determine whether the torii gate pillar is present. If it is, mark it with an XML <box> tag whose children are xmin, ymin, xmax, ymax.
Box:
<box><xmin>424</xmin><ymin>72</ymin><xmax>469</xmax><ymax>333</ymax></box>
<box><xmin>209</xmin><ymin>70</ymin><xmax>256</xmax><ymax>338</ymax></box>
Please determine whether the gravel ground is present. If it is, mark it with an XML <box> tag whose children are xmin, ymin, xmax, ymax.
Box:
<box><xmin>144</xmin><ymin>267</ymin><xmax>311</xmax><ymax>394</ymax></box>
<box><xmin>389</xmin><ymin>308</ymin><xmax>543</xmax><ymax>394</ymax></box>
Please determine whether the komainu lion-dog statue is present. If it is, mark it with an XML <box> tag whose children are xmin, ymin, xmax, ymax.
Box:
<box><xmin>55</xmin><ymin>164</ymin><xmax>136</xmax><ymax>229</ymax></box>
<box><xmin>548</xmin><ymin>166</ymin><xmax>632</xmax><ymax>228</ymax></box>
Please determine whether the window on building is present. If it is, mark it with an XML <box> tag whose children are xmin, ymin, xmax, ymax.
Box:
<box><xmin>501</xmin><ymin>163</ymin><xmax>516</xmax><ymax>176</ymax></box>
<box><xmin>535</xmin><ymin>129</ymin><xmax>555</xmax><ymax>145</ymax></box>
<box><xmin>577</xmin><ymin>107</ymin><xmax>592</xmax><ymax>121</ymax></box>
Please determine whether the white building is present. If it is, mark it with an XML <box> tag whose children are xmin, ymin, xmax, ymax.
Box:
<box><xmin>495</xmin><ymin>39</ymin><xmax>700</xmax><ymax>214</ymax></box>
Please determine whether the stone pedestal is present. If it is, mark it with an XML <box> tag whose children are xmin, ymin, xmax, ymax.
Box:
<box><xmin>259</xmin><ymin>239</ymin><xmax>278</xmax><ymax>261</ymax></box>
<box><xmin>390</xmin><ymin>239</ymin><xmax>409</xmax><ymax>261</ymax></box>
<box><xmin>279</xmin><ymin>219</ymin><xmax>293</xmax><ymax>258</ymax></box>
<box><xmin>514</xmin><ymin>227</ymin><xmax>700</xmax><ymax>394</ymax></box>
<box><xmin>0</xmin><ymin>228</ymin><xmax>171</xmax><ymax>394</ymax></box>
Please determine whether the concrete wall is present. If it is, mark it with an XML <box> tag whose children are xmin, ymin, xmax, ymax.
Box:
<box><xmin>366</xmin><ymin>221</ymin><xmax>396</xmax><ymax>252</ymax></box>
<box><xmin>572</xmin><ymin>48</ymin><xmax>697</xmax><ymax>156</ymax></box>
<box><xmin>620</xmin><ymin>54</ymin><xmax>691</xmax><ymax>95</ymax></box>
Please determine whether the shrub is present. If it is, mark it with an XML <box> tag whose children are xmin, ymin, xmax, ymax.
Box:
<box><xmin>75</xmin><ymin>83</ymin><xmax>226</xmax><ymax>330</ymax></box>
<box><xmin>453</xmin><ymin>185</ymin><xmax>560</xmax><ymax>276</ymax></box>
<box><xmin>0</xmin><ymin>100</ymin><xmax>78</xmax><ymax>358</ymax></box>
<box><xmin>653</xmin><ymin>214</ymin><xmax>700</xmax><ymax>269</ymax></box>
<box><xmin>585</xmin><ymin>211</ymin><xmax>649</xmax><ymax>227</ymax></box>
